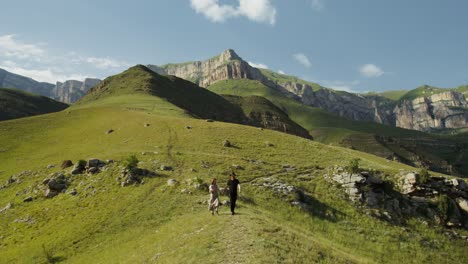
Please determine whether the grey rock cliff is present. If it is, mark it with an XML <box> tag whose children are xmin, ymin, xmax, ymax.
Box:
<box><xmin>0</xmin><ymin>67</ymin><xmax>100</xmax><ymax>103</ymax></box>
<box><xmin>51</xmin><ymin>78</ymin><xmax>101</xmax><ymax>103</ymax></box>
<box><xmin>148</xmin><ymin>50</ymin><xmax>468</xmax><ymax>132</ymax></box>
<box><xmin>393</xmin><ymin>91</ymin><xmax>468</xmax><ymax>131</ymax></box>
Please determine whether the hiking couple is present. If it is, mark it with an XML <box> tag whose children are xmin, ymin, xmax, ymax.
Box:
<box><xmin>209</xmin><ymin>173</ymin><xmax>241</xmax><ymax>215</ymax></box>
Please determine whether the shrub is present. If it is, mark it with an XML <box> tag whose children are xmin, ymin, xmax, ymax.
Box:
<box><xmin>77</xmin><ymin>160</ymin><xmax>87</xmax><ymax>168</ymax></box>
<box><xmin>124</xmin><ymin>154</ymin><xmax>139</xmax><ymax>171</ymax></box>
<box><xmin>437</xmin><ymin>194</ymin><xmax>450</xmax><ymax>220</ymax></box>
<box><xmin>347</xmin><ymin>158</ymin><xmax>360</xmax><ymax>174</ymax></box>
<box><xmin>419</xmin><ymin>168</ymin><xmax>430</xmax><ymax>183</ymax></box>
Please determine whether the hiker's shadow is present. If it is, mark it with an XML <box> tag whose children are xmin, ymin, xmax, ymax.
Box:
<box><xmin>293</xmin><ymin>191</ymin><xmax>344</xmax><ymax>223</ymax></box>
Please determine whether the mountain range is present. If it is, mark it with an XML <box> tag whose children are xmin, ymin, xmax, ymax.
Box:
<box><xmin>0</xmin><ymin>68</ymin><xmax>100</xmax><ymax>104</ymax></box>
<box><xmin>1</xmin><ymin>49</ymin><xmax>467</xmax><ymax>176</ymax></box>
<box><xmin>148</xmin><ymin>49</ymin><xmax>468</xmax><ymax>133</ymax></box>
<box><xmin>1</xmin><ymin>59</ymin><xmax>468</xmax><ymax>263</ymax></box>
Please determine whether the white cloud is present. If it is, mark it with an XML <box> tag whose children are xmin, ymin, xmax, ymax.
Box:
<box><xmin>0</xmin><ymin>63</ymin><xmax>87</xmax><ymax>83</ymax></box>
<box><xmin>85</xmin><ymin>57</ymin><xmax>130</xmax><ymax>69</ymax></box>
<box><xmin>238</xmin><ymin>0</ymin><xmax>276</xmax><ymax>25</ymax></box>
<box><xmin>190</xmin><ymin>0</ymin><xmax>276</xmax><ymax>25</ymax></box>
<box><xmin>278</xmin><ymin>70</ymin><xmax>286</xmax><ymax>74</ymax></box>
<box><xmin>293</xmin><ymin>53</ymin><xmax>312</xmax><ymax>68</ymax></box>
<box><xmin>359</xmin><ymin>64</ymin><xmax>384</xmax><ymax>78</ymax></box>
<box><xmin>0</xmin><ymin>34</ymin><xmax>44</xmax><ymax>59</ymax></box>
<box><xmin>0</xmin><ymin>34</ymin><xmax>131</xmax><ymax>83</ymax></box>
<box><xmin>248</xmin><ymin>61</ymin><xmax>269</xmax><ymax>69</ymax></box>
<box><xmin>311</xmin><ymin>0</ymin><xmax>325</xmax><ymax>11</ymax></box>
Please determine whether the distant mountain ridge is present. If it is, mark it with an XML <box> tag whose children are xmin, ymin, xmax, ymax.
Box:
<box><xmin>148</xmin><ymin>49</ymin><xmax>468</xmax><ymax>133</ymax></box>
<box><xmin>0</xmin><ymin>68</ymin><xmax>100</xmax><ymax>103</ymax></box>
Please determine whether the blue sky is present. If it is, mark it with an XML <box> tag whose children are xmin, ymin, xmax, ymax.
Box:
<box><xmin>0</xmin><ymin>0</ymin><xmax>467</xmax><ymax>92</ymax></box>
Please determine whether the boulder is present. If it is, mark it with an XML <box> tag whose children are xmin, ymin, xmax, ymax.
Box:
<box><xmin>44</xmin><ymin>189</ymin><xmax>58</xmax><ymax>198</ymax></box>
<box><xmin>68</xmin><ymin>189</ymin><xmax>78</xmax><ymax>196</ymax></box>
<box><xmin>46</xmin><ymin>164</ymin><xmax>55</xmax><ymax>169</ymax></box>
<box><xmin>87</xmin><ymin>159</ymin><xmax>104</xmax><ymax>168</ymax></box>
<box><xmin>106</xmin><ymin>129</ymin><xmax>114</xmax><ymax>134</ymax></box>
<box><xmin>61</xmin><ymin>160</ymin><xmax>73</xmax><ymax>169</ymax></box>
<box><xmin>399</xmin><ymin>172</ymin><xmax>419</xmax><ymax>194</ymax></box>
<box><xmin>167</xmin><ymin>179</ymin><xmax>178</xmax><ymax>186</ymax></box>
<box><xmin>23</xmin><ymin>197</ymin><xmax>33</xmax><ymax>202</ymax></box>
<box><xmin>223</xmin><ymin>140</ymin><xmax>231</xmax><ymax>147</ymax></box>
<box><xmin>144</xmin><ymin>123</ymin><xmax>150</xmax><ymax>127</ymax></box>
<box><xmin>87</xmin><ymin>167</ymin><xmax>99</xmax><ymax>174</ymax></box>
<box><xmin>456</xmin><ymin>198</ymin><xmax>468</xmax><ymax>213</ymax></box>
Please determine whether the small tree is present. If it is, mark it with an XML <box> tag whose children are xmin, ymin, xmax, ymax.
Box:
<box><xmin>124</xmin><ymin>154</ymin><xmax>139</xmax><ymax>172</ymax></box>
<box><xmin>347</xmin><ymin>158</ymin><xmax>360</xmax><ymax>174</ymax></box>
<box><xmin>419</xmin><ymin>168</ymin><xmax>430</xmax><ymax>184</ymax></box>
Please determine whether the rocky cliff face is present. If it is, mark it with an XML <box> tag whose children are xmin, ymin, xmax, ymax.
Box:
<box><xmin>148</xmin><ymin>49</ymin><xmax>268</xmax><ymax>88</ymax></box>
<box><xmin>148</xmin><ymin>50</ymin><xmax>468</xmax><ymax>132</ymax></box>
<box><xmin>394</xmin><ymin>91</ymin><xmax>468</xmax><ymax>131</ymax></box>
<box><xmin>0</xmin><ymin>67</ymin><xmax>100</xmax><ymax>104</ymax></box>
<box><xmin>51</xmin><ymin>78</ymin><xmax>101</xmax><ymax>103</ymax></box>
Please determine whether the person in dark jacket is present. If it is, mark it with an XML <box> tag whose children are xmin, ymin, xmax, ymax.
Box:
<box><xmin>226</xmin><ymin>173</ymin><xmax>241</xmax><ymax>215</ymax></box>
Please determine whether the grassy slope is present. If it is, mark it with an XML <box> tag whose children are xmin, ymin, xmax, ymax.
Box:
<box><xmin>259</xmin><ymin>69</ymin><xmax>323</xmax><ymax>91</ymax></box>
<box><xmin>0</xmin><ymin>88</ymin><xmax>68</xmax><ymax>121</ymax></box>
<box><xmin>1</xmin><ymin>97</ymin><xmax>467</xmax><ymax>263</ymax></box>
<box><xmin>75</xmin><ymin>65</ymin><xmax>246</xmax><ymax>123</ymax></box>
<box><xmin>222</xmin><ymin>94</ymin><xmax>311</xmax><ymax>138</ymax></box>
<box><xmin>208</xmin><ymin>79</ymin><xmax>467</xmax><ymax>176</ymax></box>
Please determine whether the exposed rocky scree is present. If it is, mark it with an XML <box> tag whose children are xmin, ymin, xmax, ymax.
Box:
<box><xmin>148</xmin><ymin>50</ymin><xmax>467</xmax><ymax>132</ymax></box>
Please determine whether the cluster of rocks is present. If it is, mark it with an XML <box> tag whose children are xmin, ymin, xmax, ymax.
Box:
<box><xmin>329</xmin><ymin>168</ymin><xmax>384</xmax><ymax>205</ymax></box>
<box><xmin>1</xmin><ymin>170</ymin><xmax>32</xmax><ymax>189</ymax></box>
<box><xmin>252</xmin><ymin>177</ymin><xmax>309</xmax><ymax>209</ymax></box>
<box><xmin>42</xmin><ymin>172</ymin><xmax>70</xmax><ymax>198</ymax></box>
<box><xmin>118</xmin><ymin>167</ymin><xmax>156</xmax><ymax>187</ymax></box>
<box><xmin>71</xmin><ymin>159</ymin><xmax>108</xmax><ymax>175</ymax></box>
<box><xmin>328</xmin><ymin>167</ymin><xmax>468</xmax><ymax>229</ymax></box>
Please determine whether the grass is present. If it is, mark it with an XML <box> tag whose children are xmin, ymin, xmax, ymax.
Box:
<box><xmin>0</xmin><ymin>87</ymin><xmax>68</xmax><ymax>121</ymax></box>
<box><xmin>208</xmin><ymin>79</ymin><xmax>468</xmax><ymax>176</ymax></box>
<box><xmin>259</xmin><ymin>68</ymin><xmax>323</xmax><ymax>91</ymax></box>
<box><xmin>1</xmin><ymin>99</ymin><xmax>467</xmax><ymax>263</ymax></box>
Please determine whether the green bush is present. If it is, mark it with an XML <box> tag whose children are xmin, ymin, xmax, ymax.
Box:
<box><xmin>347</xmin><ymin>158</ymin><xmax>360</xmax><ymax>174</ymax></box>
<box><xmin>77</xmin><ymin>160</ymin><xmax>87</xmax><ymax>168</ymax></box>
<box><xmin>419</xmin><ymin>168</ymin><xmax>430</xmax><ymax>183</ymax></box>
<box><xmin>124</xmin><ymin>154</ymin><xmax>139</xmax><ymax>171</ymax></box>
<box><xmin>437</xmin><ymin>194</ymin><xmax>450</xmax><ymax>220</ymax></box>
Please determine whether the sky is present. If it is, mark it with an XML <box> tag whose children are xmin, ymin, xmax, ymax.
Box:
<box><xmin>0</xmin><ymin>0</ymin><xmax>467</xmax><ymax>93</ymax></box>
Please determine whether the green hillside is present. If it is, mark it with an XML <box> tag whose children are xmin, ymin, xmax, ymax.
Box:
<box><xmin>208</xmin><ymin>79</ymin><xmax>468</xmax><ymax>176</ymax></box>
<box><xmin>259</xmin><ymin>69</ymin><xmax>323</xmax><ymax>91</ymax></box>
<box><xmin>1</xmin><ymin>81</ymin><xmax>467</xmax><ymax>263</ymax></box>
<box><xmin>399</xmin><ymin>85</ymin><xmax>448</xmax><ymax>101</ymax></box>
<box><xmin>75</xmin><ymin>65</ymin><xmax>246</xmax><ymax>123</ymax></box>
<box><xmin>222</xmin><ymin>95</ymin><xmax>311</xmax><ymax>139</ymax></box>
<box><xmin>0</xmin><ymin>88</ymin><xmax>68</xmax><ymax>121</ymax></box>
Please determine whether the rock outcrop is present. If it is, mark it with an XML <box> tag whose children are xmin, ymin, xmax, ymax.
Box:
<box><xmin>0</xmin><ymin>67</ymin><xmax>100</xmax><ymax>103</ymax></box>
<box><xmin>394</xmin><ymin>91</ymin><xmax>468</xmax><ymax>132</ymax></box>
<box><xmin>148</xmin><ymin>50</ymin><xmax>467</xmax><ymax>132</ymax></box>
<box><xmin>329</xmin><ymin>167</ymin><xmax>468</xmax><ymax>229</ymax></box>
<box><xmin>148</xmin><ymin>49</ymin><xmax>267</xmax><ymax>88</ymax></box>
<box><xmin>51</xmin><ymin>78</ymin><xmax>101</xmax><ymax>103</ymax></box>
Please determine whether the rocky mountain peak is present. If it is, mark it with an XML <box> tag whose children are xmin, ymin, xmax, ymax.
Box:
<box><xmin>218</xmin><ymin>49</ymin><xmax>241</xmax><ymax>62</ymax></box>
